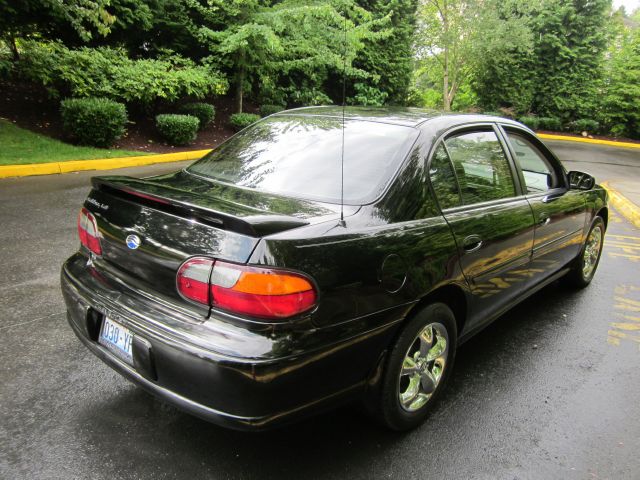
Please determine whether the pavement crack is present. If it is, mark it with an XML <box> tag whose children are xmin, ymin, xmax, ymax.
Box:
<box><xmin>0</xmin><ymin>311</ymin><xmax>66</xmax><ymax>331</ymax></box>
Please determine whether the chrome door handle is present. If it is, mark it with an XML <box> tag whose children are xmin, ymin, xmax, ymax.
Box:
<box><xmin>538</xmin><ymin>215</ymin><xmax>551</xmax><ymax>226</ymax></box>
<box><xmin>542</xmin><ymin>194</ymin><xmax>562</xmax><ymax>203</ymax></box>
<box><xmin>462</xmin><ymin>235</ymin><xmax>483</xmax><ymax>253</ymax></box>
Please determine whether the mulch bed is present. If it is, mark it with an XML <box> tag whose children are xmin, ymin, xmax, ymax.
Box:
<box><xmin>0</xmin><ymin>81</ymin><xmax>242</xmax><ymax>155</ymax></box>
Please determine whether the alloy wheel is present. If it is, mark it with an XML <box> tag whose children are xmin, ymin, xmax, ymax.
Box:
<box><xmin>398</xmin><ymin>322</ymin><xmax>449</xmax><ymax>412</ymax></box>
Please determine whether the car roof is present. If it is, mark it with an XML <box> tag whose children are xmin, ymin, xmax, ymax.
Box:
<box><xmin>274</xmin><ymin>106</ymin><xmax>517</xmax><ymax>129</ymax></box>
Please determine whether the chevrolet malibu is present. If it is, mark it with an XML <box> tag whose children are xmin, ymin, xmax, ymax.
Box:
<box><xmin>61</xmin><ymin>107</ymin><xmax>607</xmax><ymax>431</ymax></box>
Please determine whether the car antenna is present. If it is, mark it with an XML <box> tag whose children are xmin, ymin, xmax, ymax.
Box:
<box><xmin>338</xmin><ymin>9</ymin><xmax>347</xmax><ymax>228</ymax></box>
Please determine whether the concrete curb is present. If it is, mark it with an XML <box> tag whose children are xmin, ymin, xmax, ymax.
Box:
<box><xmin>601</xmin><ymin>182</ymin><xmax>640</xmax><ymax>229</ymax></box>
<box><xmin>0</xmin><ymin>149</ymin><xmax>212</xmax><ymax>179</ymax></box>
<box><xmin>537</xmin><ymin>133</ymin><xmax>640</xmax><ymax>149</ymax></box>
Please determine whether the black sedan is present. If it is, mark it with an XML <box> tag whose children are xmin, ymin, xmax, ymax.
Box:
<box><xmin>61</xmin><ymin>107</ymin><xmax>607</xmax><ymax>431</ymax></box>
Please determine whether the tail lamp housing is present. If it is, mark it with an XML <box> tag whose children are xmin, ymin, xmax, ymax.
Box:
<box><xmin>78</xmin><ymin>207</ymin><xmax>102</xmax><ymax>255</ymax></box>
<box><xmin>177</xmin><ymin>257</ymin><xmax>317</xmax><ymax>321</ymax></box>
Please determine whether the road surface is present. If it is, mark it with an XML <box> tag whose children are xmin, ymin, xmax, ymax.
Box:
<box><xmin>1</xmin><ymin>141</ymin><xmax>639</xmax><ymax>479</ymax></box>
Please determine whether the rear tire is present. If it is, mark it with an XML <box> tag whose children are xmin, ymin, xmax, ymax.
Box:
<box><xmin>565</xmin><ymin>216</ymin><xmax>605</xmax><ymax>288</ymax></box>
<box><xmin>377</xmin><ymin>303</ymin><xmax>457</xmax><ymax>431</ymax></box>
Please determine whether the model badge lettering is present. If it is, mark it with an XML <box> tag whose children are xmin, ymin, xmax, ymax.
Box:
<box><xmin>86</xmin><ymin>197</ymin><xmax>109</xmax><ymax>210</ymax></box>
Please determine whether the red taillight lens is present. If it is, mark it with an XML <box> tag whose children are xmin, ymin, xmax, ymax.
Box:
<box><xmin>176</xmin><ymin>258</ymin><xmax>317</xmax><ymax>320</ymax></box>
<box><xmin>210</xmin><ymin>261</ymin><xmax>317</xmax><ymax>320</ymax></box>
<box><xmin>176</xmin><ymin>257</ymin><xmax>214</xmax><ymax>305</ymax></box>
<box><xmin>77</xmin><ymin>207</ymin><xmax>102</xmax><ymax>255</ymax></box>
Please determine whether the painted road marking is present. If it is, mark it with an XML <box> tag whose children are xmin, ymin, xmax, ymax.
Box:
<box><xmin>608</xmin><ymin>253</ymin><xmax>640</xmax><ymax>261</ymax></box>
<box><xmin>608</xmin><ymin>234</ymin><xmax>640</xmax><ymax>241</ymax></box>
<box><xmin>609</xmin><ymin>286</ymin><xmax>640</xmax><ymax>351</ymax></box>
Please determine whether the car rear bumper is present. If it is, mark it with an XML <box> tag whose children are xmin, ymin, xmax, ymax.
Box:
<box><xmin>61</xmin><ymin>253</ymin><xmax>404</xmax><ymax>430</ymax></box>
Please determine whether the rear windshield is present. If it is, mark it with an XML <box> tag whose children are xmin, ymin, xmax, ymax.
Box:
<box><xmin>187</xmin><ymin>115</ymin><xmax>419</xmax><ymax>205</ymax></box>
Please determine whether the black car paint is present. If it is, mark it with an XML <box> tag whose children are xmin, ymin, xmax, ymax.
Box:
<box><xmin>61</xmin><ymin>107</ymin><xmax>608</xmax><ymax>430</ymax></box>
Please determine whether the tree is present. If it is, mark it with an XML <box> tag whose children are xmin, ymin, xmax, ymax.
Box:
<box><xmin>186</xmin><ymin>0</ymin><xmax>389</xmax><ymax>112</ymax></box>
<box><xmin>414</xmin><ymin>0</ymin><xmax>531</xmax><ymax>111</ymax></box>
<box><xmin>599</xmin><ymin>16</ymin><xmax>640</xmax><ymax>137</ymax></box>
<box><xmin>0</xmin><ymin>0</ymin><xmax>115</xmax><ymax>58</ymax></box>
<box><xmin>354</xmin><ymin>0</ymin><xmax>419</xmax><ymax>104</ymax></box>
<box><xmin>529</xmin><ymin>0</ymin><xmax>610</xmax><ymax>120</ymax></box>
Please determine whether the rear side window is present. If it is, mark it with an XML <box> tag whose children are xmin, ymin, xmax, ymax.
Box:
<box><xmin>187</xmin><ymin>115</ymin><xmax>419</xmax><ymax>205</ymax></box>
<box><xmin>444</xmin><ymin>131</ymin><xmax>516</xmax><ymax>204</ymax></box>
<box><xmin>429</xmin><ymin>144</ymin><xmax>462</xmax><ymax>210</ymax></box>
<box><xmin>505</xmin><ymin>131</ymin><xmax>560</xmax><ymax>193</ymax></box>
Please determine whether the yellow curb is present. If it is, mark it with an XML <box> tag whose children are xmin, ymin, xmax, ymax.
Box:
<box><xmin>538</xmin><ymin>133</ymin><xmax>640</xmax><ymax>149</ymax></box>
<box><xmin>601</xmin><ymin>181</ymin><xmax>640</xmax><ymax>229</ymax></box>
<box><xmin>0</xmin><ymin>149</ymin><xmax>212</xmax><ymax>179</ymax></box>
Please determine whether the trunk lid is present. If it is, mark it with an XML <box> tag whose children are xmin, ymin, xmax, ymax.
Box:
<box><xmin>84</xmin><ymin>171</ymin><xmax>339</xmax><ymax>303</ymax></box>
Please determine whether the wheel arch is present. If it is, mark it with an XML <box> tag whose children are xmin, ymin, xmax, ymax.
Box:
<box><xmin>596</xmin><ymin>206</ymin><xmax>608</xmax><ymax>231</ymax></box>
<box><xmin>408</xmin><ymin>283</ymin><xmax>468</xmax><ymax>339</ymax></box>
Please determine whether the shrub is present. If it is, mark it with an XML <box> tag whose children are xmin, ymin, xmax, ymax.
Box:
<box><xmin>260</xmin><ymin>104</ymin><xmax>286</xmax><ymax>117</ymax></box>
<box><xmin>60</xmin><ymin>97</ymin><xmax>127</xmax><ymax>147</ymax></box>
<box><xmin>229</xmin><ymin>113</ymin><xmax>260</xmax><ymax>131</ymax></box>
<box><xmin>538</xmin><ymin>117</ymin><xmax>562</xmax><ymax>131</ymax></box>
<box><xmin>568</xmin><ymin>119</ymin><xmax>600</xmax><ymax>134</ymax></box>
<box><xmin>179</xmin><ymin>102</ymin><xmax>215</xmax><ymax>130</ymax></box>
<box><xmin>18</xmin><ymin>40</ymin><xmax>228</xmax><ymax>106</ymax></box>
<box><xmin>156</xmin><ymin>114</ymin><xmax>199</xmax><ymax>146</ymax></box>
<box><xmin>349</xmin><ymin>83</ymin><xmax>388</xmax><ymax>107</ymax></box>
<box><xmin>517</xmin><ymin>116</ymin><xmax>540</xmax><ymax>130</ymax></box>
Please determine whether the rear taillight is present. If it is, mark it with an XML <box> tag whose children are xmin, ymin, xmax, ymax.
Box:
<box><xmin>77</xmin><ymin>207</ymin><xmax>102</xmax><ymax>255</ymax></box>
<box><xmin>176</xmin><ymin>258</ymin><xmax>317</xmax><ymax>320</ymax></box>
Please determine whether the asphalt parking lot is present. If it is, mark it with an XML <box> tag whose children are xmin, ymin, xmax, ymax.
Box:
<box><xmin>1</xmin><ymin>141</ymin><xmax>639</xmax><ymax>479</ymax></box>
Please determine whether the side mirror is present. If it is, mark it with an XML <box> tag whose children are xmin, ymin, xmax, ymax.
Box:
<box><xmin>568</xmin><ymin>171</ymin><xmax>595</xmax><ymax>190</ymax></box>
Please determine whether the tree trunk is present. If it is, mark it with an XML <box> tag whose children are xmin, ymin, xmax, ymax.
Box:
<box><xmin>7</xmin><ymin>35</ymin><xmax>19</xmax><ymax>61</ymax></box>
<box><xmin>443</xmin><ymin>47</ymin><xmax>451</xmax><ymax>111</ymax></box>
<box><xmin>235</xmin><ymin>49</ymin><xmax>246</xmax><ymax>113</ymax></box>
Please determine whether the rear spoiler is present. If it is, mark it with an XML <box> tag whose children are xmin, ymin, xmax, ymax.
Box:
<box><xmin>91</xmin><ymin>176</ymin><xmax>309</xmax><ymax>237</ymax></box>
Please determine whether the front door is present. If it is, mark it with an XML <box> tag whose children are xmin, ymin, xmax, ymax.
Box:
<box><xmin>428</xmin><ymin>127</ymin><xmax>535</xmax><ymax>328</ymax></box>
<box><xmin>500</xmin><ymin>127</ymin><xmax>588</xmax><ymax>278</ymax></box>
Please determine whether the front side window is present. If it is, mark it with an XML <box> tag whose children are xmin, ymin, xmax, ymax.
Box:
<box><xmin>444</xmin><ymin>130</ymin><xmax>516</xmax><ymax>204</ymax></box>
<box><xmin>505</xmin><ymin>131</ymin><xmax>559</xmax><ymax>194</ymax></box>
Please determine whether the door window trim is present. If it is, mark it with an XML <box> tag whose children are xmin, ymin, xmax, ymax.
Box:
<box><xmin>496</xmin><ymin>124</ymin><xmax>569</xmax><ymax>192</ymax></box>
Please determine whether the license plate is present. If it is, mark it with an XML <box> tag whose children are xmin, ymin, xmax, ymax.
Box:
<box><xmin>99</xmin><ymin>316</ymin><xmax>134</xmax><ymax>365</ymax></box>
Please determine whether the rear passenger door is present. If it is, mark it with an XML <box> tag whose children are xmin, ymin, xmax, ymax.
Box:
<box><xmin>500</xmin><ymin>126</ymin><xmax>588</xmax><ymax>276</ymax></box>
<box><xmin>428</xmin><ymin>126</ymin><xmax>535</xmax><ymax>325</ymax></box>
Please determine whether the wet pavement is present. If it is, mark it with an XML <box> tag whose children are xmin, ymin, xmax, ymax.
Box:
<box><xmin>1</xmin><ymin>142</ymin><xmax>639</xmax><ymax>479</ymax></box>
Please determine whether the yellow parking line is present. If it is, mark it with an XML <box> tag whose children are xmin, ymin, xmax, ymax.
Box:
<box><xmin>601</xmin><ymin>182</ymin><xmax>640</xmax><ymax>229</ymax></box>
<box><xmin>608</xmin><ymin>252</ymin><xmax>640</xmax><ymax>260</ymax></box>
<box><xmin>607</xmin><ymin>337</ymin><xmax>620</xmax><ymax>346</ymax></box>
<box><xmin>609</xmin><ymin>234</ymin><xmax>640</xmax><ymax>241</ymax></box>
<box><xmin>611</xmin><ymin>322</ymin><xmax>640</xmax><ymax>331</ymax></box>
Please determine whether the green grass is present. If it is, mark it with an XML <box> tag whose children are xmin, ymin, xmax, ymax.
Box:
<box><xmin>0</xmin><ymin>119</ymin><xmax>148</xmax><ymax>165</ymax></box>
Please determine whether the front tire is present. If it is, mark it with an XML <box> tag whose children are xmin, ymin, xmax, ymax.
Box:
<box><xmin>566</xmin><ymin>216</ymin><xmax>605</xmax><ymax>288</ymax></box>
<box><xmin>377</xmin><ymin>303</ymin><xmax>457</xmax><ymax>431</ymax></box>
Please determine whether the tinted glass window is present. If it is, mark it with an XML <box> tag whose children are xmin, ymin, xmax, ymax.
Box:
<box><xmin>187</xmin><ymin>116</ymin><xmax>419</xmax><ymax>204</ymax></box>
<box><xmin>429</xmin><ymin>144</ymin><xmax>462</xmax><ymax>209</ymax></box>
<box><xmin>506</xmin><ymin>131</ymin><xmax>558</xmax><ymax>193</ymax></box>
<box><xmin>445</xmin><ymin>131</ymin><xmax>515</xmax><ymax>204</ymax></box>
